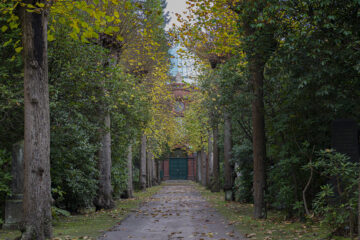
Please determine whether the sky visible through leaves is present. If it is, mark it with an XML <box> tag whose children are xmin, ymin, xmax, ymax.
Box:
<box><xmin>165</xmin><ymin>0</ymin><xmax>187</xmax><ymax>29</ymax></box>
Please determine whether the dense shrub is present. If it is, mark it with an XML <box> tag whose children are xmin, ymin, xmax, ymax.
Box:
<box><xmin>267</xmin><ymin>156</ymin><xmax>301</xmax><ymax>217</ymax></box>
<box><xmin>232</xmin><ymin>142</ymin><xmax>253</xmax><ymax>203</ymax></box>
<box><xmin>50</xmin><ymin>110</ymin><xmax>99</xmax><ymax>212</ymax></box>
<box><xmin>48</xmin><ymin>24</ymin><xmax>105</xmax><ymax>212</ymax></box>
<box><xmin>0</xmin><ymin>149</ymin><xmax>11</xmax><ymax>225</ymax></box>
<box><xmin>111</xmin><ymin>161</ymin><xmax>128</xmax><ymax>198</ymax></box>
<box><xmin>311</xmin><ymin>150</ymin><xmax>359</xmax><ymax>236</ymax></box>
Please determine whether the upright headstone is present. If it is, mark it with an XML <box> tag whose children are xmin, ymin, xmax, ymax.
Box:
<box><xmin>3</xmin><ymin>141</ymin><xmax>24</xmax><ymax>230</ymax></box>
<box><xmin>331</xmin><ymin>119</ymin><xmax>359</xmax><ymax>162</ymax></box>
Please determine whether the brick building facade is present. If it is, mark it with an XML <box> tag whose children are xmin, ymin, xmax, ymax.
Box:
<box><xmin>161</xmin><ymin>73</ymin><xmax>197</xmax><ymax>180</ymax></box>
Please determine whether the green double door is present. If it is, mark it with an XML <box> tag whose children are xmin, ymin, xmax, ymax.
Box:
<box><xmin>169</xmin><ymin>158</ymin><xmax>188</xmax><ymax>180</ymax></box>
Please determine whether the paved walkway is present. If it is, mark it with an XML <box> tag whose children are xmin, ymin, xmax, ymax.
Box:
<box><xmin>98</xmin><ymin>181</ymin><xmax>245</xmax><ymax>240</ymax></box>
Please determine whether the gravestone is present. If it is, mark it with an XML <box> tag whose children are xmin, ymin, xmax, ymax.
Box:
<box><xmin>3</xmin><ymin>141</ymin><xmax>24</xmax><ymax>230</ymax></box>
<box><xmin>331</xmin><ymin>119</ymin><xmax>359</xmax><ymax>162</ymax></box>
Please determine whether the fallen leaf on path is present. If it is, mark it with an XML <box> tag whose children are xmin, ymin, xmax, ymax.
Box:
<box><xmin>226</xmin><ymin>232</ymin><xmax>235</xmax><ymax>237</ymax></box>
<box><xmin>246</xmin><ymin>233</ymin><xmax>256</xmax><ymax>238</ymax></box>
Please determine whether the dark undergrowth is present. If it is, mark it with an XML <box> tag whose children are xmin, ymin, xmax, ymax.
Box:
<box><xmin>0</xmin><ymin>185</ymin><xmax>162</xmax><ymax>240</ymax></box>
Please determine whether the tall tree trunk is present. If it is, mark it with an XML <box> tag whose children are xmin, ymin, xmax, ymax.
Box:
<box><xmin>148</xmin><ymin>151</ymin><xmax>154</xmax><ymax>186</ymax></box>
<box><xmin>152</xmin><ymin>156</ymin><xmax>157</xmax><ymax>185</ymax></box>
<box><xmin>207</xmin><ymin>131</ymin><xmax>213</xmax><ymax>188</ymax></box>
<box><xmin>211</xmin><ymin>126</ymin><xmax>220</xmax><ymax>192</ymax></box>
<box><xmin>206</xmin><ymin>154</ymin><xmax>209</xmax><ymax>187</ymax></box>
<box><xmin>157</xmin><ymin>159</ymin><xmax>161</xmax><ymax>183</ymax></box>
<box><xmin>201</xmin><ymin>148</ymin><xmax>207</xmax><ymax>186</ymax></box>
<box><xmin>224</xmin><ymin>112</ymin><xmax>234</xmax><ymax>200</ymax></box>
<box><xmin>146</xmin><ymin>151</ymin><xmax>152</xmax><ymax>188</ymax></box>
<box><xmin>22</xmin><ymin>2</ymin><xmax>52</xmax><ymax>239</ymax></box>
<box><xmin>197</xmin><ymin>151</ymin><xmax>201</xmax><ymax>183</ymax></box>
<box><xmin>250</xmin><ymin>59</ymin><xmax>266</xmax><ymax>219</ymax></box>
<box><xmin>95</xmin><ymin>113</ymin><xmax>114</xmax><ymax>210</ymax></box>
<box><xmin>126</xmin><ymin>143</ymin><xmax>133</xmax><ymax>198</ymax></box>
<box><xmin>140</xmin><ymin>134</ymin><xmax>147</xmax><ymax>189</ymax></box>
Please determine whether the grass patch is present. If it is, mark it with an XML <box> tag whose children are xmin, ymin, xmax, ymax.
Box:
<box><xmin>195</xmin><ymin>183</ymin><xmax>350</xmax><ymax>240</ymax></box>
<box><xmin>0</xmin><ymin>185</ymin><xmax>162</xmax><ymax>240</ymax></box>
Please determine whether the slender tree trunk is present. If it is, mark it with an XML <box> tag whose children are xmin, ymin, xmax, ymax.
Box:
<box><xmin>146</xmin><ymin>151</ymin><xmax>149</xmax><ymax>187</ymax></box>
<box><xmin>211</xmin><ymin>126</ymin><xmax>220</xmax><ymax>192</ymax></box>
<box><xmin>157</xmin><ymin>160</ymin><xmax>161</xmax><ymax>183</ymax></box>
<box><xmin>126</xmin><ymin>143</ymin><xmax>133</xmax><ymax>198</ymax></box>
<box><xmin>250</xmin><ymin>59</ymin><xmax>267</xmax><ymax>219</ymax></box>
<box><xmin>207</xmin><ymin>131</ymin><xmax>213</xmax><ymax>188</ymax></box>
<box><xmin>148</xmin><ymin>151</ymin><xmax>155</xmax><ymax>186</ymax></box>
<box><xmin>224</xmin><ymin>112</ymin><xmax>233</xmax><ymax>200</ymax></box>
<box><xmin>22</xmin><ymin>2</ymin><xmax>52</xmax><ymax>239</ymax></box>
<box><xmin>201</xmin><ymin>148</ymin><xmax>207</xmax><ymax>186</ymax></box>
<box><xmin>95</xmin><ymin>113</ymin><xmax>114</xmax><ymax>210</ymax></box>
<box><xmin>140</xmin><ymin>134</ymin><xmax>147</xmax><ymax>189</ymax></box>
<box><xmin>206</xmin><ymin>154</ymin><xmax>209</xmax><ymax>187</ymax></box>
<box><xmin>152</xmin><ymin>156</ymin><xmax>156</xmax><ymax>185</ymax></box>
<box><xmin>146</xmin><ymin>151</ymin><xmax>152</xmax><ymax>188</ymax></box>
<box><xmin>197</xmin><ymin>151</ymin><xmax>201</xmax><ymax>183</ymax></box>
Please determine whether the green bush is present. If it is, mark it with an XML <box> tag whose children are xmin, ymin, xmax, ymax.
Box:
<box><xmin>51</xmin><ymin>206</ymin><xmax>71</xmax><ymax>221</ymax></box>
<box><xmin>0</xmin><ymin>149</ymin><xmax>11</xmax><ymax>196</ymax></box>
<box><xmin>267</xmin><ymin>156</ymin><xmax>301</xmax><ymax>217</ymax></box>
<box><xmin>0</xmin><ymin>149</ymin><xmax>11</xmax><ymax>224</ymax></box>
<box><xmin>234</xmin><ymin>169</ymin><xmax>253</xmax><ymax>203</ymax></box>
<box><xmin>48</xmin><ymin>23</ymin><xmax>106</xmax><ymax>212</ymax></box>
<box><xmin>310</xmin><ymin>149</ymin><xmax>359</xmax><ymax>236</ymax></box>
<box><xmin>232</xmin><ymin>142</ymin><xmax>253</xmax><ymax>203</ymax></box>
<box><xmin>50</xmin><ymin>111</ymin><xmax>99</xmax><ymax>212</ymax></box>
<box><xmin>111</xmin><ymin>161</ymin><xmax>128</xmax><ymax>198</ymax></box>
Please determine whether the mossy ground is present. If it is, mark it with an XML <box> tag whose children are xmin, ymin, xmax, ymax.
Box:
<box><xmin>194</xmin><ymin>182</ymin><xmax>351</xmax><ymax>240</ymax></box>
<box><xmin>0</xmin><ymin>185</ymin><xmax>162</xmax><ymax>240</ymax></box>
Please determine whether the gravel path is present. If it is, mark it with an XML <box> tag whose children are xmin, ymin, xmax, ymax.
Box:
<box><xmin>98</xmin><ymin>181</ymin><xmax>245</xmax><ymax>240</ymax></box>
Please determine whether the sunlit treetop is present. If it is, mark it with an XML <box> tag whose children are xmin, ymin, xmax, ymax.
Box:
<box><xmin>0</xmin><ymin>0</ymin><xmax>142</xmax><ymax>50</ymax></box>
<box><xmin>171</xmin><ymin>0</ymin><xmax>242</xmax><ymax>68</ymax></box>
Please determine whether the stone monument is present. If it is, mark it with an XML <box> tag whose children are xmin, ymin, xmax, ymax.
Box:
<box><xmin>3</xmin><ymin>140</ymin><xmax>24</xmax><ymax>230</ymax></box>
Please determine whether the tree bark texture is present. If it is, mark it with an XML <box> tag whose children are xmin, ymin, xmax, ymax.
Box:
<box><xmin>22</xmin><ymin>1</ymin><xmax>52</xmax><ymax>239</ymax></box>
<box><xmin>95</xmin><ymin>113</ymin><xmax>114</xmax><ymax>210</ymax></box>
<box><xmin>211</xmin><ymin>126</ymin><xmax>220</xmax><ymax>192</ymax></box>
<box><xmin>224</xmin><ymin>112</ymin><xmax>234</xmax><ymax>198</ymax></box>
<box><xmin>126</xmin><ymin>144</ymin><xmax>133</xmax><ymax>198</ymax></box>
<box><xmin>140</xmin><ymin>134</ymin><xmax>147</xmax><ymax>189</ymax></box>
<box><xmin>201</xmin><ymin>148</ymin><xmax>207</xmax><ymax>186</ymax></box>
<box><xmin>250</xmin><ymin>59</ymin><xmax>267</xmax><ymax>219</ymax></box>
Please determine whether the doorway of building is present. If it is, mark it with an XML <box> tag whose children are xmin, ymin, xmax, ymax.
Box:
<box><xmin>169</xmin><ymin>158</ymin><xmax>188</xmax><ymax>180</ymax></box>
